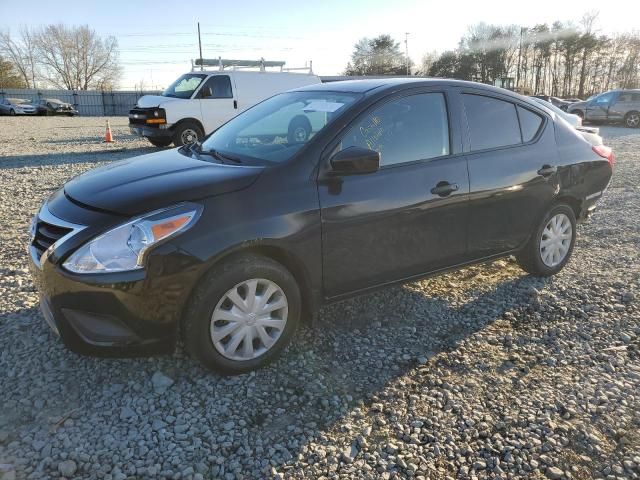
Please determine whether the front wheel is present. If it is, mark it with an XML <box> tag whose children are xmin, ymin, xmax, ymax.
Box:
<box><xmin>173</xmin><ymin>121</ymin><xmax>203</xmax><ymax>147</ymax></box>
<box><xmin>9</xmin><ymin>109</ymin><xmax>15</xmax><ymax>116</ymax></box>
<box><xmin>624</xmin><ymin>111</ymin><xmax>640</xmax><ymax>128</ymax></box>
<box><xmin>183</xmin><ymin>254</ymin><xmax>301</xmax><ymax>375</ymax></box>
<box><xmin>570</xmin><ymin>109</ymin><xmax>584</xmax><ymax>120</ymax></box>
<box><xmin>148</xmin><ymin>138</ymin><xmax>173</xmax><ymax>148</ymax></box>
<box><xmin>516</xmin><ymin>204</ymin><xmax>576</xmax><ymax>277</ymax></box>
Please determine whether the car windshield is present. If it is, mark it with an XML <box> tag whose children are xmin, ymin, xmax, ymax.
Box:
<box><xmin>162</xmin><ymin>73</ymin><xmax>207</xmax><ymax>99</ymax></box>
<box><xmin>7</xmin><ymin>98</ymin><xmax>27</xmax><ymax>104</ymax></box>
<box><xmin>200</xmin><ymin>91</ymin><xmax>360</xmax><ymax>164</ymax></box>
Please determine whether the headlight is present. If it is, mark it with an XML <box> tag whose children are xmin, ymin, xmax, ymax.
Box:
<box><xmin>63</xmin><ymin>203</ymin><xmax>202</xmax><ymax>274</ymax></box>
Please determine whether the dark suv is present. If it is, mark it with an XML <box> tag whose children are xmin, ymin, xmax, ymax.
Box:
<box><xmin>568</xmin><ymin>89</ymin><xmax>640</xmax><ymax>127</ymax></box>
<box><xmin>29</xmin><ymin>79</ymin><xmax>614</xmax><ymax>374</ymax></box>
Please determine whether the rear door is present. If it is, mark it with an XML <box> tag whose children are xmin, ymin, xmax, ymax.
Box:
<box><xmin>318</xmin><ymin>89</ymin><xmax>469</xmax><ymax>298</ymax></box>
<box><xmin>197</xmin><ymin>74</ymin><xmax>237</xmax><ymax>133</ymax></box>
<box><xmin>461</xmin><ymin>90</ymin><xmax>559</xmax><ymax>258</ymax></box>
<box><xmin>608</xmin><ymin>91</ymin><xmax>639</xmax><ymax>123</ymax></box>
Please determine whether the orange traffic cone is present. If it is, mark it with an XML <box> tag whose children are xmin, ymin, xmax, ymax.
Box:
<box><xmin>103</xmin><ymin>120</ymin><xmax>114</xmax><ymax>143</ymax></box>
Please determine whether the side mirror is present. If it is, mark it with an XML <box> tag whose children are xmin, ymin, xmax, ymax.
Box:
<box><xmin>330</xmin><ymin>146</ymin><xmax>380</xmax><ymax>175</ymax></box>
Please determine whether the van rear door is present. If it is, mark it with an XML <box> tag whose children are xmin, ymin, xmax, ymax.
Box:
<box><xmin>197</xmin><ymin>74</ymin><xmax>238</xmax><ymax>134</ymax></box>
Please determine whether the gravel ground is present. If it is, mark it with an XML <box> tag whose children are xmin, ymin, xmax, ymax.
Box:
<box><xmin>0</xmin><ymin>116</ymin><xmax>638</xmax><ymax>480</ymax></box>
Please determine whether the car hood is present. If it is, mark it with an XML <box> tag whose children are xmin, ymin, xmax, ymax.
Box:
<box><xmin>136</xmin><ymin>95</ymin><xmax>181</xmax><ymax>108</ymax></box>
<box><xmin>64</xmin><ymin>149</ymin><xmax>263</xmax><ymax>216</ymax></box>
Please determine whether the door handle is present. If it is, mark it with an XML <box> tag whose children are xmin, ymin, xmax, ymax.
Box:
<box><xmin>537</xmin><ymin>165</ymin><xmax>557</xmax><ymax>177</ymax></box>
<box><xmin>430</xmin><ymin>181</ymin><xmax>459</xmax><ymax>197</ymax></box>
<box><xmin>233</xmin><ymin>100</ymin><xmax>238</xmax><ymax>109</ymax></box>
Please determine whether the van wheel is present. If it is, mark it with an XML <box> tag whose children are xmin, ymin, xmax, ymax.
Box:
<box><xmin>183</xmin><ymin>254</ymin><xmax>301</xmax><ymax>375</ymax></box>
<box><xmin>148</xmin><ymin>138</ymin><xmax>173</xmax><ymax>148</ymax></box>
<box><xmin>287</xmin><ymin>115</ymin><xmax>312</xmax><ymax>143</ymax></box>
<box><xmin>173</xmin><ymin>121</ymin><xmax>203</xmax><ymax>146</ymax></box>
<box><xmin>624</xmin><ymin>111</ymin><xmax>640</xmax><ymax>128</ymax></box>
<box><xmin>516</xmin><ymin>204</ymin><xmax>576</xmax><ymax>277</ymax></box>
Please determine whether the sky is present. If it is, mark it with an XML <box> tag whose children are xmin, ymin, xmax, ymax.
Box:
<box><xmin>1</xmin><ymin>0</ymin><xmax>638</xmax><ymax>90</ymax></box>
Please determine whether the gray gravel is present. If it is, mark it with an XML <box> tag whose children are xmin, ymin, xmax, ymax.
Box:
<box><xmin>1</xmin><ymin>116</ymin><xmax>639</xmax><ymax>480</ymax></box>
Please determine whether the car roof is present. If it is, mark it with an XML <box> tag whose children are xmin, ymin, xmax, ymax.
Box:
<box><xmin>316</xmin><ymin>77</ymin><xmax>523</xmax><ymax>94</ymax></box>
<box><xmin>294</xmin><ymin>77</ymin><xmax>542</xmax><ymax>104</ymax></box>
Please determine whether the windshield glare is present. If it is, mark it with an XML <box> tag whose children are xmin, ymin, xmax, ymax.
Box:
<box><xmin>162</xmin><ymin>73</ymin><xmax>207</xmax><ymax>99</ymax></box>
<box><xmin>201</xmin><ymin>91</ymin><xmax>360</xmax><ymax>163</ymax></box>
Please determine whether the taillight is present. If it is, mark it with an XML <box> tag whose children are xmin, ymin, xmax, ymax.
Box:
<box><xmin>592</xmin><ymin>145</ymin><xmax>615</xmax><ymax>167</ymax></box>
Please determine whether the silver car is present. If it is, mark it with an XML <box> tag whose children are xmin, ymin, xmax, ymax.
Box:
<box><xmin>567</xmin><ymin>89</ymin><xmax>640</xmax><ymax>128</ymax></box>
<box><xmin>0</xmin><ymin>98</ymin><xmax>37</xmax><ymax>116</ymax></box>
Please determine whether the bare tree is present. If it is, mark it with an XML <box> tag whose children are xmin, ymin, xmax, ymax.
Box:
<box><xmin>0</xmin><ymin>27</ymin><xmax>38</xmax><ymax>88</ymax></box>
<box><xmin>35</xmin><ymin>24</ymin><xmax>120</xmax><ymax>90</ymax></box>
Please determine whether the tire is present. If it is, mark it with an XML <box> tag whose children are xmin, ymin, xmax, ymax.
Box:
<box><xmin>516</xmin><ymin>204</ymin><xmax>577</xmax><ymax>277</ymax></box>
<box><xmin>570</xmin><ymin>109</ymin><xmax>584</xmax><ymax>120</ymax></box>
<box><xmin>287</xmin><ymin>115</ymin><xmax>312</xmax><ymax>144</ymax></box>
<box><xmin>183</xmin><ymin>254</ymin><xmax>301</xmax><ymax>375</ymax></box>
<box><xmin>173</xmin><ymin>121</ymin><xmax>203</xmax><ymax>147</ymax></box>
<box><xmin>624</xmin><ymin>111</ymin><xmax>640</xmax><ymax>128</ymax></box>
<box><xmin>148</xmin><ymin>138</ymin><xmax>173</xmax><ymax>148</ymax></box>
<box><xmin>9</xmin><ymin>109</ymin><xmax>15</xmax><ymax>116</ymax></box>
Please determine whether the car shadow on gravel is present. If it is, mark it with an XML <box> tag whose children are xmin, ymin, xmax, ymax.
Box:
<box><xmin>0</xmin><ymin>148</ymin><xmax>159</xmax><ymax>170</ymax></box>
<box><xmin>0</xmin><ymin>265</ymin><xmax>549</xmax><ymax>478</ymax></box>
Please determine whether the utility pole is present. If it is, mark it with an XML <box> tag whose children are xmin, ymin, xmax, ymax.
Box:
<box><xmin>516</xmin><ymin>27</ymin><xmax>523</xmax><ymax>89</ymax></box>
<box><xmin>404</xmin><ymin>32</ymin><xmax>410</xmax><ymax>75</ymax></box>
<box><xmin>197</xmin><ymin>22</ymin><xmax>203</xmax><ymax>71</ymax></box>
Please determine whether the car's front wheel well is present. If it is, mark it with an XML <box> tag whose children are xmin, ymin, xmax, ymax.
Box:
<box><xmin>180</xmin><ymin>245</ymin><xmax>315</xmax><ymax>336</ymax></box>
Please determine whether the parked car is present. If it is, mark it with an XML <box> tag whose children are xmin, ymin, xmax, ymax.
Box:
<box><xmin>531</xmin><ymin>95</ymin><xmax>571</xmax><ymax>111</ymax></box>
<box><xmin>30</xmin><ymin>79</ymin><xmax>614</xmax><ymax>374</ymax></box>
<box><xmin>0</xmin><ymin>98</ymin><xmax>36</xmax><ymax>115</ymax></box>
<box><xmin>129</xmin><ymin>62</ymin><xmax>321</xmax><ymax>147</ymax></box>
<box><xmin>568</xmin><ymin>89</ymin><xmax>640</xmax><ymax>127</ymax></box>
<box><xmin>531</xmin><ymin>97</ymin><xmax>603</xmax><ymax>145</ymax></box>
<box><xmin>33</xmin><ymin>98</ymin><xmax>78</xmax><ymax>116</ymax></box>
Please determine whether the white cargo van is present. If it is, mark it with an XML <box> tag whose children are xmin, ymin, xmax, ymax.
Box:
<box><xmin>129</xmin><ymin>59</ymin><xmax>321</xmax><ymax>147</ymax></box>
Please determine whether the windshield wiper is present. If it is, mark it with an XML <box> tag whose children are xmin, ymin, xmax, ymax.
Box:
<box><xmin>198</xmin><ymin>147</ymin><xmax>242</xmax><ymax>164</ymax></box>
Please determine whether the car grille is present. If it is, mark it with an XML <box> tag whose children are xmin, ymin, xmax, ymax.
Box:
<box><xmin>32</xmin><ymin>220</ymin><xmax>72</xmax><ymax>259</ymax></box>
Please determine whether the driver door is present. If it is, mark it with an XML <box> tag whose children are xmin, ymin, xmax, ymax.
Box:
<box><xmin>585</xmin><ymin>91</ymin><xmax>618</xmax><ymax>121</ymax></box>
<box><xmin>197</xmin><ymin>75</ymin><xmax>238</xmax><ymax>134</ymax></box>
<box><xmin>318</xmin><ymin>90</ymin><xmax>469</xmax><ymax>298</ymax></box>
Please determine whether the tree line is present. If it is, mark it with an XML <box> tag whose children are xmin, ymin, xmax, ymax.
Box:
<box><xmin>346</xmin><ymin>14</ymin><xmax>640</xmax><ymax>98</ymax></box>
<box><xmin>0</xmin><ymin>24</ymin><xmax>120</xmax><ymax>90</ymax></box>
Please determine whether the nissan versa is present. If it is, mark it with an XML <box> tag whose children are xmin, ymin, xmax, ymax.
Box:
<box><xmin>28</xmin><ymin>79</ymin><xmax>614</xmax><ymax>374</ymax></box>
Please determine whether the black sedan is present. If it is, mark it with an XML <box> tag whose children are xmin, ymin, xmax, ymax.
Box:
<box><xmin>29</xmin><ymin>79</ymin><xmax>614</xmax><ymax>374</ymax></box>
<box><xmin>33</xmin><ymin>98</ymin><xmax>78</xmax><ymax>116</ymax></box>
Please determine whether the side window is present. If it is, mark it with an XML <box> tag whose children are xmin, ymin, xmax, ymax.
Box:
<box><xmin>463</xmin><ymin>94</ymin><xmax>521</xmax><ymax>151</ymax></box>
<box><xmin>201</xmin><ymin>75</ymin><xmax>233</xmax><ymax>99</ymax></box>
<box><xmin>517</xmin><ymin>106</ymin><xmax>543</xmax><ymax>142</ymax></box>
<box><xmin>340</xmin><ymin>93</ymin><xmax>450</xmax><ymax>167</ymax></box>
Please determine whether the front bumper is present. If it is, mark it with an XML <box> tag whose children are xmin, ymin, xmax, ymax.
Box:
<box><xmin>129</xmin><ymin>124</ymin><xmax>173</xmax><ymax>140</ymax></box>
<box><xmin>28</xmin><ymin>201</ymin><xmax>202</xmax><ymax>357</ymax></box>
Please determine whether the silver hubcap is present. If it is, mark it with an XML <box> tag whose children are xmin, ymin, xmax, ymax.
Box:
<box><xmin>210</xmin><ymin>278</ymin><xmax>288</xmax><ymax>361</ymax></box>
<box><xmin>627</xmin><ymin>114</ymin><xmax>639</xmax><ymax>127</ymax></box>
<box><xmin>540</xmin><ymin>213</ymin><xmax>572</xmax><ymax>267</ymax></box>
<box><xmin>293</xmin><ymin>126</ymin><xmax>308</xmax><ymax>142</ymax></box>
<box><xmin>181</xmin><ymin>128</ymin><xmax>198</xmax><ymax>145</ymax></box>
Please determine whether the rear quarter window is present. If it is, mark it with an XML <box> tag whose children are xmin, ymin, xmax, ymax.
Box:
<box><xmin>517</xmin><ymin>106</ymin><xmax>544</xmax><ymax>142</ymax></box>
<box><xmin>462</xmin><ymin>94</ymin><xmax>521</xmax><ymax>151</ymax></box>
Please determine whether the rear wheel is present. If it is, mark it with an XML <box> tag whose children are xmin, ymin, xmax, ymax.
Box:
<box><xmin>148</xmin><ymin>138</ymin><xmax>173</xmax><ymax>148</ymax></box>
<box><xmin>173</xmin><ymin>121</ymin><xmax>203</xmax><ymax>147</ymax></box>
<box><xmin>183</xmin><ymin>254</ymin><xmax>301</xmax><ymax>375</ymax></box>
<box><xmin>624</xmin><ymin>111</ymin><xmax>640</xmax><ymax>128</ymax></box>
<box><xmin>516</xmin><ymin>204</ymin><xmax>576</xmax><ymax>277</ymax></box>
